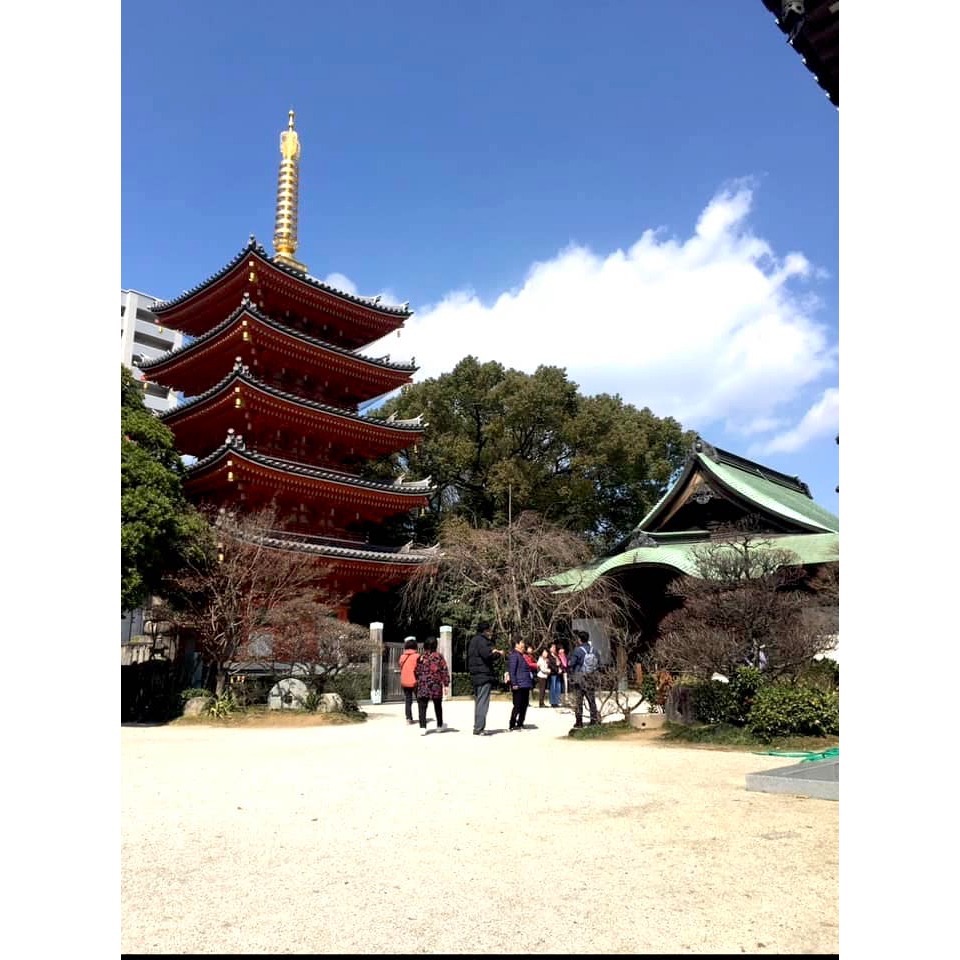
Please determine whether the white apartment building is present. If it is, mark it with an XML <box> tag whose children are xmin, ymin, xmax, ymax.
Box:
<box><xmin>120</xmin><ymin>288</ymin><xmax>182</xmax><ymax>412</ymax></box>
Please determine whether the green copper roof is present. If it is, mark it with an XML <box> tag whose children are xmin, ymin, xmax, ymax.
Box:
<box><xmin>535</xmin><ymin>532</ymin><xmax>839</xmax><ymax>594</ymax></box>
<box><xmin>635</xmin><ymin>442</ymin><xmax>839</xmax><ymax>535</ymax></box>
<box><xmin>698</xmin><ymin>456</ymin><xmax>839</xmax><ymax>533</ymax></box>
<box><xmin>539</xmin><ymin>438</ymin><xmax>839</xmax><ymax>595</ymax></box>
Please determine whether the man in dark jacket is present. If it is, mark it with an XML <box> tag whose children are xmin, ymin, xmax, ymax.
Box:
<box><xmin>467</xmin><ymin>622</ymin><xmax>501</xmax><ymax>735</ymax></box>
<box><xmin>568</xmin><ymin>629</ymin><xmax>600</xmax><ymax>729</ymax></box>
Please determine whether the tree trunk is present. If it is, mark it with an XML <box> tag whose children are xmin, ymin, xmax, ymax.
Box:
<box><xmin>215</xmin><ymin>668</ymin><xmax>228</xmax><ymax>696</ymax></box>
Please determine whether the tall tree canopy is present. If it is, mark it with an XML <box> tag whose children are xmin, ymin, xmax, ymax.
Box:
<box><xmin>375</xmin><ymin>356</ymin><xmax>693</xmax><ymax>551</ymax></box>
<box><xmin>121</xmin><ymin>367</ymin><xmax>208</xmax><ymax>611</ymax></box>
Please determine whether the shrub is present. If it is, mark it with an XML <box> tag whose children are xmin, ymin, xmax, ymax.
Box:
<box><xmin>691</xmin><ymin>679</ymin><xmax>735</xmax><ymax>725</ymax></box>
<box><xmin>727</xmin><ymin>666</ymin><xmax>766</xmax><ymax>725</ymax></box>
<box><xmin>207</xmin><ymin>691</ymin><xmax>241</xmax><ymax>719</ymax></box>
<box><xmin>639</xmin><ymin>674</ymin><xmax>658</xmax><ymax>708</ymax></box>
<box><xmin>180</xmin><ymin>687</ymin><xmax>213</xmax><ymax>703</ymax></box>
<box><xmin>747</xmin><ymin>683</ymin><xmax>839</xmax><ymax>741</ymax></box>
<box><xmin>452</xmin><ymin>673</ymin><xmax>474</xmax><ymax>697</ymax></box>
<box><xmin>797</xmin><ymin>657</ymin><xmax>839</xmax><ymax>691</ymax></box>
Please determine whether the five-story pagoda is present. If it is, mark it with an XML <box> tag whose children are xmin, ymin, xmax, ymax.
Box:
<box><xmin>138</xmin><ymin>111</ymin><xmax>435</xmax><ymax>615</ymax></box>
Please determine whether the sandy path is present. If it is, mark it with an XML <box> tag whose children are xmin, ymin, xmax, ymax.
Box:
<box><xmin>121</xmin><ymin>698</ymin><xmax>838</xmax><ymax>954</ymax></box>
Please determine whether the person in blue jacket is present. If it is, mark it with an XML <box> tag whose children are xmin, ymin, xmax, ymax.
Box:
<box><xmin>507</xmin><ymin>637</ymin><xmax>534</xmax><ymax>731</ymax></box>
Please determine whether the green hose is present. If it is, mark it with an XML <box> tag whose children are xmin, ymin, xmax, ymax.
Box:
<box><xmin>756</xmin><ymin>746</ymin><xmax>839</xmax><ymax>762</ymax></box>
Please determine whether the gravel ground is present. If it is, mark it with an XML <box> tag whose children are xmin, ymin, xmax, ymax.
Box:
<box><xmin>121</xmin><ymin>697</ymin><xmax>839</xmax><ymax>954</ymax></box>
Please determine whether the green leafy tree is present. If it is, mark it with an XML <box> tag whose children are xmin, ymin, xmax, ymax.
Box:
<box><xmin>375</xmin><ymin>356</ymin><xmax>691</xmax><ymax>550</ymax></box>
<box><xmin>121</xmin><ymin>366</ymin><xmax>208</xmax><ymax>611</ymax></box>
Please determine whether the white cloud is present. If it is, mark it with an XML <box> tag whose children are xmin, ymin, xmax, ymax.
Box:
<box><xmin>753</xmin><ymin>387</ymin><xmax>840</xmax><ymax>454</ymax></box>
<box><xmin>323</xmin><ymin>272</ymin><xmax>402</xmax><ymax>312</ymax></box>
<box><xmin>323</xmin><ymin>272</ymin><xmax>358</xmax><ymax>295</ymax></box>
<box><xmin>365</xmin><ymin>183</ymin><xmax>838</xmax><ymax>452</ymax></box>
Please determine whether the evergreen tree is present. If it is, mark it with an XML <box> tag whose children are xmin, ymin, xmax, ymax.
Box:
<box><xmin>375</xmin><ymin>356</ymin><xmax>692</xmax><ymax>551</ymax></box>
<box><xmin>121</xmin><ymin>367</ymin><xmax>208</xmax><ymax>611</ymax></box>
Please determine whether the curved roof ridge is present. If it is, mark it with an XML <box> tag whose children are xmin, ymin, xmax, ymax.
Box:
<box><xmin>140</xmin><ymin>296</ymin><xmax>417</xmax><ymax>374</ymax></box>
<box><xmin>152</xmin><ymin>237</ymin><xmax>413</xmax><ymax>318</ymax></box>
<box><xmin>159</xmin><ymin>364</ymin><xmax>426</xmax><ymax>434</ymax></box>
<box><xmin>151</xmin><ymin>237</ymin><xmax>258</xmax><ymax>312</ymax></box>
<box><xmin>187</xmin><ymin>433</ymin><xmax>434</xmax><ymax>494</ymax></box>
<box><xmin>699</xmin><ymin>455</ymin><xmax>838</xmax><ymax>533</ymax></box>
<box><xmin>706</xmin><ymin>440</ymin><xmax>813</xmax><ymax>497</ymax></box>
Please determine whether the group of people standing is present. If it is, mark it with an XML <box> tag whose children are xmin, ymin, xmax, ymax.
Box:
<box><xmin>398</xmin><ymin>624</ymin><xmax>602</xmax><ymax>736</ymax></box>
<box><xmin>535</xmin><ymin>642</ymin><xmax>567</xmax><ymax>708</ymax></box>
<box><xmin>469</xmin><ymin>623</ymin><xmax>601</xmax><ymax>734</ymax></box>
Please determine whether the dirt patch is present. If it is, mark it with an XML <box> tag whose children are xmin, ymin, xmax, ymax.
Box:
<box><xmin>171</xmin><ymin>708</ymin><xmax>367</xmax><ymax>728</ymax></box>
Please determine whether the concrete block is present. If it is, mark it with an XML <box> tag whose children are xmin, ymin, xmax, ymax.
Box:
<box><xmin>628</xmin><ymin>712</ymin><xmax>667</xmax><ymax>731</ymax></box>
<box><xmin>745</xmin><ymin>758</ymin><xmax>839</xmax><ymax>801</ymax></box>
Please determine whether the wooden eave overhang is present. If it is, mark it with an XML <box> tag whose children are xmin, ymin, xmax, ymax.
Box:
<box><xmin>150</xmin><ymin>237</ymin><xmax>412</xmax><ymax>345</ymax></box>
<box><xmin>160</xmin><ymin>367</ymin><xmax>425</xmax><ymax>460</ymax></box>
<box><xmin>184</xmin><ymin>439</ymin><xmax>433</xmax><ymax>516</ymax></box>
<box><xmin>139</xmin><ymin>299</ymin><xmax>416</xmax><ymax>402</ymax></box>
<box><xmin>760</xmin><ymin>0</ymin><xmax>839</xmax><ymax>107</ymax></box>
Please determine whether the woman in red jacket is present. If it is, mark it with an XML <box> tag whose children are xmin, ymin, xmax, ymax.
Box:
<box><xmin>398</xmin><ymin>637</ymin><xmax>419</xmax><ymax>725</ymax></box>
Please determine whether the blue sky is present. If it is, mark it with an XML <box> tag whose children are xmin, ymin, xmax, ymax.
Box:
<box><xmin>123</xmin><ymin>0</ymin><xmax>839</xmax><ymax>509</ymax></box>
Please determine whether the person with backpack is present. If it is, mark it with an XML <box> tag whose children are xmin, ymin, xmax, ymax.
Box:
<box><xmin>567</xmin><ymin>629</ymin><xmax>600</xmax><ymax>729</ymax></box>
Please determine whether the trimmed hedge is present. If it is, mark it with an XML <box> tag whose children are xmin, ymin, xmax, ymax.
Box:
<box><xmin>690</xmin><ymin>679</ymin><xmax>734</xmax><ymax>725</ymax></box>
<box><xmin>689</xmin><ymin>667</ymin><xmax>765</xmax><ymax>726</ymax></box>
<box><xmin>747</xmin><ymin>683</ymin><xmax>839</xmax><ymax>741</ymax></box>
<box><xmin>685</xmin><ymin>666</ymin><xmax>838</xmax><ymax>741</ymax></box>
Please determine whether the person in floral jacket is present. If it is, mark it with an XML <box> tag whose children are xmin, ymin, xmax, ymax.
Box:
<box><xmin>414</xmin><ymin>636</ymin><xmax>450</xmax><ymax>736</ymax></box>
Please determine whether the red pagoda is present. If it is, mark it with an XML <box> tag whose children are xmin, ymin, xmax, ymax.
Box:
<box><xmin>138</xmin><ymin>111</ymin><xmax>435</xmax><ymax>615</ymax></box>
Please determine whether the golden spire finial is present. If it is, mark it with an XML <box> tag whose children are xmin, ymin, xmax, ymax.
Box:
<box><xmin>273</xmin><ymin>109</ymin><xmax>307</xmax><ymax>273</ymax></box>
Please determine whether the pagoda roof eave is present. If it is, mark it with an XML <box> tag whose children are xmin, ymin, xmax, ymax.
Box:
<box><xmin>139</xmin><ymin>297</ymin><xmax>418</xmax><ymax>380</ymax></box>
<box><xmin>150</xmin><ymin>236</ymin><xmax>413</xmax><ymax>320</ymax></box>
<box><xmin>760</xmin><ymin>0</ymin><xmax>839</xmax><ymax>107</ymax></box>
<box><xmin>159</xmin><ymin>366</ymin><xmax>426</xmax><ymax>437</ymax></box>
<box><xmin>249</xmin><ymin>531</ymin><xmax>440</xmax><ymax>565</ymax></box>
<box><xmin>186</xmin><ymin>438</ymin><xmax>434</xmax><ymax>497</ymax></box>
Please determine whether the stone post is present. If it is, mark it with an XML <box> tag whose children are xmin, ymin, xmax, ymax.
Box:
<box><xmin>369</xmin><ymin>621</ymin><xmax>384</xmax><ymax>704</ymax></box>
<box><xmin>439</xmin><ymin>625</ymin><xmax>453</xmax><ymax>699</ymax></box>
